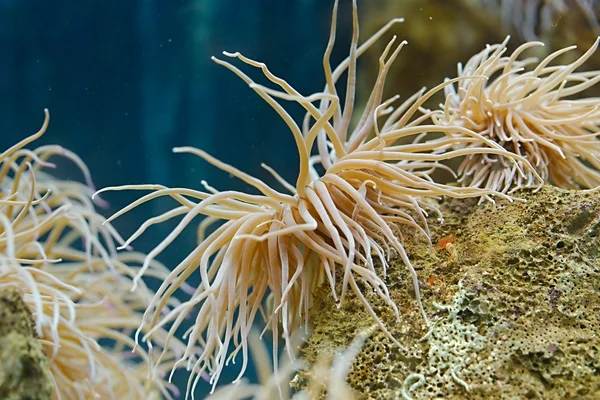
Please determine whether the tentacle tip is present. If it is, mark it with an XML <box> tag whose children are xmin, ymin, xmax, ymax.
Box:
<box><xmin>93</xmin><ymin>197</ymin><xmax>110</xmax><ymax>210</ymax></box>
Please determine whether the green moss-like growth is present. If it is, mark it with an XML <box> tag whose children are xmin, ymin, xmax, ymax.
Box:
<box><xmin>0</xmin><ymin>288</ymin><xmax>53</xmax><ymax>400</ymax></box>
<box><xmin>299</xmin><ymin>186</ymin><xmax>600</xmax><ymax>399</ymax></box>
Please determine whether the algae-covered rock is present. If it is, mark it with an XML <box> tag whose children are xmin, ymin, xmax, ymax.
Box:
<box><xmin>299</xmin><ymin>186</ymin><xmax>600</xmax><ymax>399</ymax></box>
<box><xmin>0</xmin><ymin>288</ymin><xmax>53</xmax><ymax>400</ymax></box>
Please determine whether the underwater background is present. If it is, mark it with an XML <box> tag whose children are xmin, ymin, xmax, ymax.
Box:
<box><xmin>2</xmin><ymin>0</ymin><xmax>599</xmax><ymax>398</ymax></box>
<box><xmin>0</xmin><ymin>0</ymin><xmax>353</xmax><ymax>396</ymax></box>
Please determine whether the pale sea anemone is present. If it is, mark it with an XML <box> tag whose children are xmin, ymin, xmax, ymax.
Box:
<box><xmin>97</xmin><ymin>1</ymin><xmax>538</xmax><ymax>397</ymax></box>
<box><xmin>434</xmin><ymin>35</ymin><xmax>600</xmax><ymax>194</ymax></box>
<box><xmin>0</xmin><ymin>110</ymin><xmax>183</xmax><ymax>399</ymax></box>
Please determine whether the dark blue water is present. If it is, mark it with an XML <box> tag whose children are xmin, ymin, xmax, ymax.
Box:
<box><xmin>0</xmin><ymin>0</ymin><xmax>354</xmax><ymax>397</ymax></box>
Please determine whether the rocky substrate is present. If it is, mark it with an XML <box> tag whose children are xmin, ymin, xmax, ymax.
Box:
<box><xmin>298</xmin><ymin>186</ymin><xmax>600</xmax><ymax>399</ymax></box>
<box><xmin>0</xmin><ymin>288</ymin><xmax>53</xmax><ymax>400</ymax></box>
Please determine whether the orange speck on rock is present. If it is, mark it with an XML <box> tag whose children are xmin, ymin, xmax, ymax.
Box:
<box><xmin>437</xmin><ymin>236</ymin><xmax>455</xmax><ymax>250</ymax></box>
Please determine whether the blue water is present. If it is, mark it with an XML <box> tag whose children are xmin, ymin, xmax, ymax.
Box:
<box><xmin>0</xmin><ymin>0</ymin><xmax>356</xmax><ymax>397</ymax></box>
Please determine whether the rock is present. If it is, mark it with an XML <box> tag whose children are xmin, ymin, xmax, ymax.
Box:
<box><xmin>0</xmin><ymin>288</ymin><xmax>53</xmax><ymax>400</ymax></box>
<box><xmin>299</xmin><ymin>186</ymin><xmax>600</xmax><ymax>399</ymax></box>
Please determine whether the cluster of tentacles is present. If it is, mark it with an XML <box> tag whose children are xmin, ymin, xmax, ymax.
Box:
<box><xmin>432</xmin><ymin>35</ymin><xmax>600</xmax><ymax>194</ymax></box>
<box><xmin>95</xmin><ymin>1</ymin><xmax>556</xmax><ymax>397</ymax></box>
<box><xmin>0</xmin><ymin>110</ymin><xmax>185</xmax><ymax>399</ymax></box>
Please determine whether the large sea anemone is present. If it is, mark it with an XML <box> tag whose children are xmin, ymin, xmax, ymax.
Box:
<box><xmin>97</xmin><ymin>1</ymin><xmax>538</xmax><ymax>397</ymax></box>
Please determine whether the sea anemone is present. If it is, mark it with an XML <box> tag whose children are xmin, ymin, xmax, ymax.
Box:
<box><xmin>97</xmin><ymin>1</ymin><xmax>538</xmax><ymax>397</ymax></box>
<box><xmin>434</xmin><ymin>36</ymin><xmax>600</xmax><ymax>193</ymax></box>
<box><xmin>0</xmin><ymin>110</ymin><xmax>183</xmax><ymax>399</ymax></box>
<box><xmin>42</xmin><ymin>268</ymin><xmax>185</xmax><ymax>400</ymax></box>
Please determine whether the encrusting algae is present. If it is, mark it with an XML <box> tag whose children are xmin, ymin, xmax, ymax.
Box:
<box><xmin>0</xmin><ymin>288</ymin><xmax>53</xmax><ymax>400</ymax></box>
<box><xmin>301</xmin><ymin>186</ymin><xmax>600</xmax><ymax>399</ymax></box>
<box><xmin>2</xmin><ymin>0</ymin><xmax>600</xmax><ymax>399</ymax></box>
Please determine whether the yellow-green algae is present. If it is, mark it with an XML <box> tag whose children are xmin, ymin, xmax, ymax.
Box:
<box><xmin>0</xmin><ymin>288</ymin><xmax>53</xmax><ymax>400</ymax></box>
<box><xmin>298</xmin><ymin>186</ymin><xmax>600</xmax><ymax>399</ymax></box>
